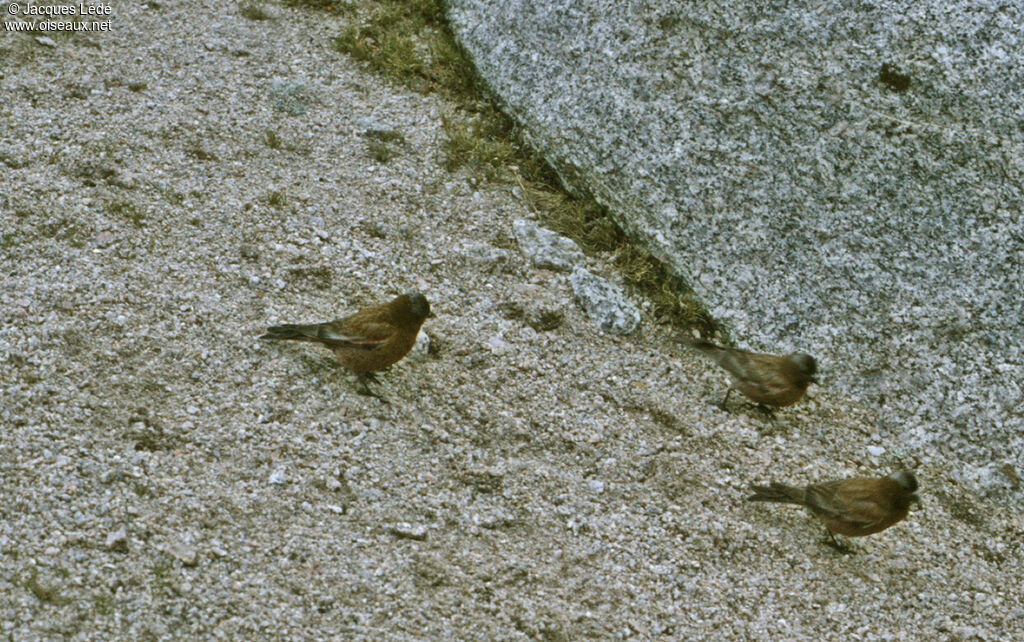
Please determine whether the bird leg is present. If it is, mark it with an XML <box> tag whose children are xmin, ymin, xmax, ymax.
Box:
<box><xmin>718</xmin><ymin>387</ymin><xmax>733</xmax><ymax>410</ymax></box>
<box><xmin>824</xmin><ymin>531</ymin><xmax>854</xmax><ymax>555</ymax></box>
<box><xmin>719</xmin><ymin>388</ymin><xmax>776</xmax><ymax>420</ymax></box>
<box><xmin>356</xmin><ymin>373</ymin><xmax>388</xmax><ymax>403</ymax></box>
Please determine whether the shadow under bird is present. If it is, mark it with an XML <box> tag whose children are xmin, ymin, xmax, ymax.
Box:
<box><xmin>687</xmin><ymin>339</ymin><xmax>818</xmax><ymax>412</ymax></box>
<box><xmin>747</xmin><ymin>470</ymin><xmax>920</xmax><ymax>552</ymax></box>
<box><xmin>260</xmin><ymin>292</ymin><xmax>432</xmax><ymax>399</ymax></box>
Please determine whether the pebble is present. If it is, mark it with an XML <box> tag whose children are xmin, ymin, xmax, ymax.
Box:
<box><xmin>387</xmin><ymin>523</ymin><xmax>428</xmax><ymax>541</ymax></box>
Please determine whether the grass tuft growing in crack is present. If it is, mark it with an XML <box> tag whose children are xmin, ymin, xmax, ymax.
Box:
<box><xmin>291</xmin><ymin>0</ymin><xmax>714</xmax><ymax>332</ymax></box>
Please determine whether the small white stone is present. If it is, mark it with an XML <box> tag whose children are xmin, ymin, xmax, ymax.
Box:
<box><xmin>166</xmin><ymin>541</ymin><xmax>199</xmax><ymax>567</ymax></box>
<box><xmin>388</xmin><ymin>523</ymin><xmax>427</xmax><ymax>541</ymax></box>
<box><xmin>268</xmin><ymin>467</ymin><xmax>288</xmax><ymax>485</ymax></box>
<box><xmin>105</xmin><ymin>528</ymin><xmax>128</xmax><ymax>551</ymax></box>
<box><xmin>487</xmin><ymin>335</ymin><xmax>510</xmax><ymax>356</ymax></box>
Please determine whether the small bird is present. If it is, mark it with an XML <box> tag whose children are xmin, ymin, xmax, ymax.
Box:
<box><xmin>747</xmin><ymin>470</ymin><xmax>920</xmax><ymax>552</ymax></box>
<box><xmin>686</xmin><ymin>339</ymin><xmax>818</xmax><ymax>412</ymax></box>
<box><xmin>260</xmin><ymin>292</ymin><xmax>432</xmax><ymax>399</ymax></box>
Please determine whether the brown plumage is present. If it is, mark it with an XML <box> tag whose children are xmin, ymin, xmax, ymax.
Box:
<box><xmin>748</xmin><ymin>470</ymin><xmax>920</xmax><ymax>551</ymax></box>
<box><xmin>687</xmin><ymin>339</ymin><xmax>818</xmax><ymax>410</ymax></box>
<box><xmin>260</xmin><ymin>292</ymin><xmax>431</xmax><ymax>399</ymax></box>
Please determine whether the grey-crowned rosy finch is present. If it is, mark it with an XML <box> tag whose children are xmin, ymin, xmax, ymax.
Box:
<box><xmin>261</xmin><ymin>292</ymin><xmax>431</xmax><ymax>399</ymax></box>
<box><xmin>688</xmin><ymin>339</ymin><xmax>818</xmax><ymax>411</ymax></box>
<box><xmin>748</xmin><ymin>470</ymin><xmax>920</xmax><ymax>552</ymax></box>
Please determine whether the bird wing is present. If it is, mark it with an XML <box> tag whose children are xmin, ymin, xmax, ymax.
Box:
<box><xmin>714</xmin><ymin>351</ymin><xmax>792</xmax><ymax>398</ymax></box>
<box><xmin>323</xmin><ymin>317</ymin><xmax>395</xmax><ymax>348</ymax></box>
<box><xmin>806</xmin><ymin>481</ymin><xmax>887</xmax><ymax>529</ymax></box>
<box><xmin>690</xmin><ymin>342</ymin><xmax>752</xmax><ymax>376</ymax></box>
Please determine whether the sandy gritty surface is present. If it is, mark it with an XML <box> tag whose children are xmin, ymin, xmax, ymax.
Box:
<box><xmin>1</xmin><ymin>1</ymin><xmax>1022</xmax><ymax>639</ymax></box>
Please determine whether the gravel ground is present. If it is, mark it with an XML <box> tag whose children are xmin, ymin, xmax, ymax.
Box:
<box><xmin>445</xmin><ymin>0</ymin><xmax>1024</xmax><ymax>498</ymax></box>
<box><xmin>2</xmin><ymin>2</ymin><xmax>1022</xmax><ymax>640</ymax></box>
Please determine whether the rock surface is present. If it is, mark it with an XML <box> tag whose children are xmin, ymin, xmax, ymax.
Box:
<box><xmin>447</xmin><ymin>0</ymin><xmax>1024</xmax><ymax>494</ymax></box>
<box><xmin>571</xmin><ymin>266</ymin><xmax>642</xmax><ymax>335</ymax></box>
<box><xmin>1</xmin><ymin>1</ymin><xmax>1022</xmax><ymax>639</ymax></box>
<box><xmin>512</xmin><ymin>218</ymin><xmax>585</xmax><ymax>272</ymax></box>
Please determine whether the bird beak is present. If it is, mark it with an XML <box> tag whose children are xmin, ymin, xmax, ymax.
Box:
<box><xmin>910</xmin><ymin>493</ymin><xmax>922</xmax><ymax>510</ymax></box>
<box><xmin>809</xmin><ymin>375</ymin><xmax>820</xmax><ymax>385</ymax></box>
<box><xmin>427</xmin><ymin>311</ymin><xmax>437</xmax><ymax>319</ymax></box>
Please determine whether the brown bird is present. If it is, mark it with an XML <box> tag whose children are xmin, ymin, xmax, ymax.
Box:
<box><xmin>687</xmin><ymin>339</ymin><xmax>818</xmax><ymax>412</ymax></box>
<box><xmin>260</xmin><ymin>292</ymin><xmax>432</xmax><ymax>399</ymax></box>
<box><xmin>748</xmin><ymin>470</ymin><xmax>920</xmax><ymax>552</ymax></box>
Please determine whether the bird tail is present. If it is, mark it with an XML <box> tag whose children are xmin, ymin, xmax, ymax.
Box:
<box><xmin>683</xmin><ymin>337</ymin><xmax>717</xmax><ymax>350</ymax></box>
<box><xmin>747</xmin><ymin>482</ymin><xmax>808</xmax><ymax>506</ymax></box>
<box><xmin>683</xmin><ymin>338</ymin><xmax>729</xmax><ymax>357</ymax></box>
<box><xmin>260</xmin><ymin>323</ymin><xmax>323</xmax><ymax>342</ymax></box>
<box><xmin>682</xmin><ymin>338</ymin><xmax>738</xmax><ymax>368</ymax></box>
